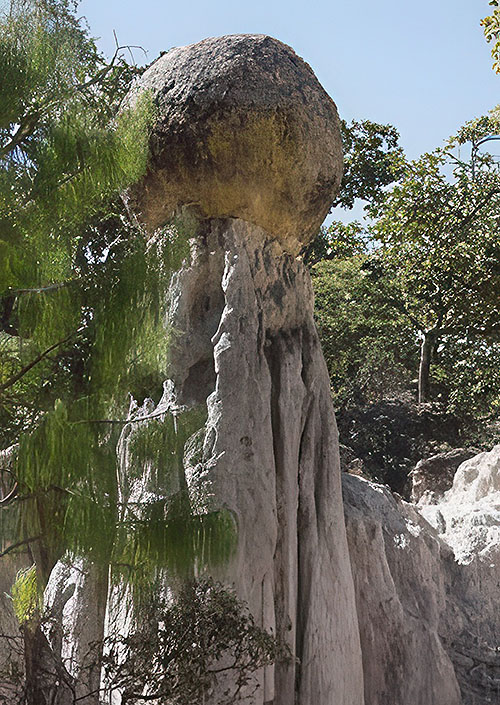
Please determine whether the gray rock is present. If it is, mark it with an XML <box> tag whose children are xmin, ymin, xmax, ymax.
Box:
<box><xmin>124</xmin><ymin>34</ymin><xmax>343</xmax><ymax>254</ymax></box>
<box><xmin>344</xmin><ymin>474</ymin><xmax>462</xmax><ymax>705</ymax></box>
<box><xmin>410</xmin><ymin>448</ymin><xmax>479</xmax><ymax>503</ymax></box>
<box><xmin>161</xmin><ymin>215</ymin><xmax>364</xmax><ymax>705</ymax></box>
<box><xmin>344</xmin><ymin>445</ymin><xmax>500</xmax><ymax>705</ymax></box>
<box><xmin>44</xmin><ymin>559</ymin><xmax>108</xmax><ymax>705</ymax></box>
<box><xmin>13</xmin><ymin>31</ymin><xmax>500</xmax><ymax>705</ymax></box>
<box><xmin>419</xmin><ymin>445</ymin><xmax>500</xmax><ymax>565</ymax></box>
<box><xmin>38</xmin><ymin>35</ymin><xmax>361</xmax><ymax>704</ymax></box>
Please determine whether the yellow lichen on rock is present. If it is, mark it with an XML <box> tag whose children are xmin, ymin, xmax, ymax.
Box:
<box><xmin>125</xmin><ymin>35</ymin><xmax>343</xmax><ymax>253</ymax></box>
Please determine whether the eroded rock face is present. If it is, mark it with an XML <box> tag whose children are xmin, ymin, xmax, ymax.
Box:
<box><xmin>161</xmin><ymin>216</ymin><xmax>364</xmax><ymax>704</ymax></box>
<box><xmin>344</xmin><ymin>447</ymin><xmax>500</xmax><ymax>705</ymax></box>
<box><xmin>344</xmin><ymin>475</ymin><xmax>462</xmax><ymax>705</ymax></box>
<box><xmin>119</xmin><ymin>39</ymin><xmax>362</xmax><ymax>700</ymax></box>
<box><xmin>419</xmin><ymin>445</ymin><xmax>500</xmax><ymax>564</ymax></box>
<box><xmin>125</xmin><ymin>34</ymin><xmax>343</xmax><ymax>253</ymax></box>
<box><xmin>44</xmin><ymin>560</ymin><xmax>108</xmax><ymax>705</ymax></box>
<box><xmin>8</xmin><ymin>30</ymin><xmax>499</xmax><ymax>705</ymax></box>
<box><xmin>410</xmin><ymin>448</ymin><xmax>479</xmax><ymax>504</ymax></box>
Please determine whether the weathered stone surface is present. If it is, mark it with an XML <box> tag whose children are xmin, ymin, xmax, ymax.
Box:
<box><xmin>123</xmin><ymin>41</ymin><xmax>359</xmax><ymax>702</ymax></box>
<box><xmin>162</xmin><ymin>215</ymin><xmax>364</xmax><ymax>704</ymax></box>
<box><xmin>44</xmin><ymin>559</ymin><xmax>108</xmax><ymax>705</ymax></box>
<box><xmin>343</xmin><ymin>474</ymin><xmax>462</xmax><ymax>705</ymax></box>
<box><xmin>419</xmin><ymin>445</ymin><xmax>500</xmax><ymax>565</ymax></box>
<box><xmin>344</xmin><ymin>445</ymin><xmax>500</xmax><ymax>705</ymax></box>
<box><xmin>410</xmin><ymin>447</ymin><xmax>479</xmax><ymax>504</ymax></box>
<box><xmin>422</xmin><ymin>448</ymin><xmax>500</xmax><ymax>705</ymax></box>
<box><xmin>7</xmin><ymin>29</ymin><xmax>499</xmax><ymax>705</ymax></box>
<box><xmin>125</xmin><ymin>34</ymin><xmax>343</xmax><ymax>253</ymax></box>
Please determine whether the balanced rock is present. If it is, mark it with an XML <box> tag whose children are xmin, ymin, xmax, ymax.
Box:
<box><xmin>125</xmin><ymin>34</ymin><xmax>343</xmax><ymax>253</ymax></box>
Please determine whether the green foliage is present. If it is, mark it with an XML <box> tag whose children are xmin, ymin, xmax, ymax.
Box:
<box><xmin>482</xmin><ymin>1</ymin><xmax>500</xmax><ymax>73</ymax></box>
<box><xmin>11</xmin><ymin>566</ymin><xmax>40</xmax><ymax>624</ymax></box>
<box><xmin>114</xmin><ymin>409</ymin><xmax>237</xmax><ymax>589</ymax></box>
<box><xmin>366</xmin><ymin>120</ymin><xmax>500</xmax><ymax>404</ymax></box>
<box><xmin>0</xmin><ymin>0</ymin><xmax>153</xmax><ymax>293</ymax></box>
<box><xmin>304</xmin><ymin>220</ymin><xmax>369</xmax><ymax>266</ymax></box>
<box><xmin>312</xmin><ymin>108</ymin><xmax>500</xmax><ymax>419</ymax></box>
<box><xmin>102</xmin><ymin>579</ymin><xmax>289</xmax><ymax>705</ymax></box>
<box><xmin>312</xmin><ymin>256</ymin><xmax>418</xmax><ymax>407</ymax></box>
<box><xmin>0</xmin><ymin>0</ymin><xmax>234</xmax><ymax>599</ymax></box>
<box><xmin>432</xmin><ymin>335</ymin><xmax>500</xmax><ymax>416</ymax></box>
<box><xmin>371</xmin><ymin>149</ymin><xmax>500</xmax><ymax>335</ymax></box>
<box><xmin>453</xmin><ymin>105</ymin><xmax>500</xmax><ymax>147</ymax></box>
<box><xmin>0</xmin><ymin>0</ymin><xmax>157</xmax><ymax>451</ymax></box>
<box><xmin>334</xmin><ymin>119</ymin><xmax>406</xmax><ymax>210</ymax></box>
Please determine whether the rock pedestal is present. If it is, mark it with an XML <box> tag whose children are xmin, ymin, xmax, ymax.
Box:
<box><xmin>121</xmin><ymin>34</ymin><xmax>364</xmax><ymax>703</ymax></box>
<box><xmin>5</xmin><ymin>32</ymin><xmax>499</xmax><ymax>705</ymax></box>
<box><xmin>165</xmin><ymin>216</ymin><xmax>364</xmax><ymax>704</ymax></box>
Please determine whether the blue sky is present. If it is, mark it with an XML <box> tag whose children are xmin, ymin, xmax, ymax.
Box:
<box><xmin>79</xmin><ymin>0</ymin><xmax>499</xmax><ymax>221</ymax></box>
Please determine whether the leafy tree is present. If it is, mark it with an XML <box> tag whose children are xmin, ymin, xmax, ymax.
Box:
<box><xmin>333</xmin><ymin>119</ymin><xmax>406</xmax><ymax>210</ymax></box>
<box><xmin>370</xmin><ymin>117</ymin><xmax>500</xmax><ymax>404</ymax></box>
<box><xmin>0</xmin><ymin>578</ymin><xmax>289</xmax><ymax>705</ymax></box>
<box><xmin>101</xmin><ymin>579</ymin><xmax>289</xmax><ymax>705</ymax></box>
<box><xmin>305</xmin><ymin>119</ymin><xmax>405</xmax><ymax>262</ymax></box>
<box><xmin>304</xmin><ymin>220</ymin><xmax>369</xmax><ymax>266</ymax></box>
<box><xmin>312</xmin><ymin>254</ymin><xmax>418</xmax><ymax>408</ymax></box>
<box><xmin>0</xmin><ymin>0</ymin><xmax>159</xmax><ymax>580</ymax></box>
<box><xmin>482</xmin><ymin>0</ymin><xmax>500</xmax><ymax>73</ymax></box>
<box><xmin>0</xmin><ymin>3</ymin><xmax>242</xmax><ymax>702</ymax></box>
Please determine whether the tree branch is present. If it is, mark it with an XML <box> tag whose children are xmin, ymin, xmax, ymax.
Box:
<box><xmin>2</xmin><ymin>279</ymin><xmax>81</xmax><ymax>297</ymax></box>
<box><xmin>0</xmin><ymin>112</ymin><xmax>39</xmax><ymax>159</ymax></box>
<box><xmin>0</xmin><ymin>482</ymin><xmax>18</xmax><ymax>505</ymax></box>
<box><xmin>72</xmin><ymin>408</ymin><xmax>170</xmax><ymax>426</ymax></box>
<box><xmin>0</xmin><ymin>326</ymin><xmax>84</xmax><ymax>392</ymax></box>
<box><xmin>0</xmin><ymin>535</ymin><xmax>42</xmax><ymax>558</ymax></box>
<box><xmin>456</xmin><ymin>188</ymin><xmax>500</xmax><ymax>230</ymax></box>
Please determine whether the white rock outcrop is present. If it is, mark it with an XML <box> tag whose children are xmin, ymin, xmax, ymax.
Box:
<box><xmin>419</xmin><ymin>445</ymin><xmax>500</xmax><ymax>565</ymax></box>
<box><xmin>344</xmin><ymin>447</ymin><xmax>500</xmax><ymax>705</ymax></box>
<box><xmin>161</xmin><ymin>217</ymin><xmax>364</xmax><ymax>704</ymax></box>
<box><xmin>120</xmin><ymin>33</ymin><xmax>364</xmax><ymax>705</ymax></box>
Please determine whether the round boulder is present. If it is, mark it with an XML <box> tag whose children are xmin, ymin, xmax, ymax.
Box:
<box><xmin>125</xmin><ymin>34</ymin><xmax>343</xmax><ymax>252</ymax></box>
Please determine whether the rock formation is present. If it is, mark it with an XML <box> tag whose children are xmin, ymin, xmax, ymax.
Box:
<box><xmin>124</xmin><ymin>34</ymin><xmax>343</xmax><ymax>254</ymax></box>
<box><xmin>410</xmin><ymin>447</ymin><xmax>479</xmax><ymax>504</ymax></box>
<box><xmin>2</xmin><ymin>33</ymin><xmax>499</xmax><ymax>705</ymax></box>
<box><xmin>122</xmin><ymin>34</ymin><xmax>363</xmax><ymax>705</ymax></box>
<box><xmin>344</xmin><ymin>446</ymin><xmax>500</xmax><ymax>705</ymax></box>
<box><xmin>31</xmin><ymin>33</ymin><xmax>362</xmax><ymax>705</ymax></box>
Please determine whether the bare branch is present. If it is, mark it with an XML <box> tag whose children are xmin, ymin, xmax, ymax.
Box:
<box><xmin>0</xmin><ymin>326</ymin><xmax>84</xmax><ymax>392</ymax></box>
<box><xmin>0</xmin><ymin>482</ymin><xmax>18</xmax><ymax>505</ymax></box>
<box><xmin>3</xmin><ymin>279</ymin><xmax>81</xmax><ymax>296</ymax></box>
<box><xmin>0</xmin><ymin>535</ymin><xmax>42</xmax><ymax>558</ymax></box>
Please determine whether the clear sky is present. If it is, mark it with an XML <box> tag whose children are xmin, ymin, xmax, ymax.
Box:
<box><xmin>79</xmin><ymin>0</ymin><xmax>499</xmax><ymax>160</ymax></box>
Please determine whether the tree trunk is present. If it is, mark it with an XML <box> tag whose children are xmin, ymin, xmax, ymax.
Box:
<box><xmin>418</xmin><ymin>332</ymin><xmax>436</xmax><ymax>404</ymax></box>
<box><xmin>23</xmin><ymin>623</ymin><xmax>75</xmax><ymax>705</ymax></box>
